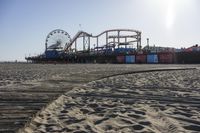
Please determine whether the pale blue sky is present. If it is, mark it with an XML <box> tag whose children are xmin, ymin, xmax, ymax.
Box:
<box><xmin>0</xmin><ymin>0</ymin><xmax>199</xmax><ymax>61</ymax></box>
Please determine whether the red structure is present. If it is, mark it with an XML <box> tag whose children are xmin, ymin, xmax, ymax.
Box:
<box><xmin>116</xmin><ymin>55</ymin><xmax>125</xmax><ymax>63</ymax></box>
<box><xmin>136</xmin><ymin>54</ymin><xmax>147</xmax><ymax>63</ymax></box>
<box><xmin>158</xmin><ymin>52</ymin><xmax>174</xmax><ymax>64</ymax></box>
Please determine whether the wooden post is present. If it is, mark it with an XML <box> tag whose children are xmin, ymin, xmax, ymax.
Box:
<box><xmin>88</xmin><ymin>36</ymin><xmax>90</xmax><ymax>51</ymax></box>
<box><xmin>75</xmin><ymin>40</ymin><xmax>77</xmax><ymax>52</ymax></box>
<box><xmin>97</xmin><ymin>37</ymin><xmax>98</xmax><ymax>52</ymax></box>
<box><xmin>83</xmin><ymin>36</ymin><xmax>85</xmax><ymax>51</ymax></box>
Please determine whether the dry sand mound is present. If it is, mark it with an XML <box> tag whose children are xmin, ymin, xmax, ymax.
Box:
<box><xmin>20</xmin><ymin>69</ymin><xmax>200</xmax><ymax>133</ymax></box>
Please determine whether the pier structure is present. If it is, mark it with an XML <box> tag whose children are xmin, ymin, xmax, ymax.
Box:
<box><xmin>25</xmin><ymin>29</ymin><xmax>200</xmax><ymax>64</ymax></box>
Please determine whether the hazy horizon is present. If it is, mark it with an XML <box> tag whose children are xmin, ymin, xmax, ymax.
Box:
<box><xmin>0</xmin><ymin>0</ymin><xmax>199</xmax><ymax>61</ymax></box>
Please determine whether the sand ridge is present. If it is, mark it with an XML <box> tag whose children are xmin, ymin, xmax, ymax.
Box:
<box><xmin>20</xmin><ymin>69</ymin><xmax>200</xmax><ymax>133</ymax></box>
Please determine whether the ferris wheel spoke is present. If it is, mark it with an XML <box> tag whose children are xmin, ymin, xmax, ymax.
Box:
<box><xmin>46</xmin><ymin>29</ymin><xmax>71</xmax><ymax>50</ymax></box>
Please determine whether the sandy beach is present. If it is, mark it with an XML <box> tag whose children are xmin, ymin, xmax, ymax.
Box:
<box><xmin>0</xmin><ymin>64</ymin><xmax>200</xmax><ymax>132</ymax></box>
<box><xmin>14</xmin><ymin>65</ymin><xmax>200</xmax><ymax>133</ymax></box>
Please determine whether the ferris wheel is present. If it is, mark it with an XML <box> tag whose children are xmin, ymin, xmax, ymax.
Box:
<box><xmin>45</xmin><ymin>29</ymin><xmax>71</xmax><ymax>51</ymax></box>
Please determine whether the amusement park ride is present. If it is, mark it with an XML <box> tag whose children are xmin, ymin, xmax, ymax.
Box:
<box><xmin>26</xmin><ymin>29</ymin><xmax>142</xmax><ymax>63</ymax></box>
<box><xmin>45</xmin><ymin>29</ymin><xmax>141</xmax><ymax>52</ymax></box>
<box><xmin>26</xmin><ymin>28</ymin><xmax>200</xmax><ymax>64</ymax></box>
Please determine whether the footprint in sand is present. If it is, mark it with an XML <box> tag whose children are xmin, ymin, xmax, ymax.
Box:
<box><xmin>60</xmin><ymin>127</ymin><xmax>73</xmax><ymax>132</ymax></box>
<box><xmin>60</xmin><ymin>110</ymin><xmax>68</xmax><ymax>113</ymax></box>
<box><xmin>64</xmin><ymin>118</ymin><xmax>85</xmax><ymax>125</ymax></box>
<box><xmin>80</xmin><ymin>108</ymin><xmax>90</xmax><ymax>114</ymax></box>
<box><xmin>132</xmin><ymin>124</ymin><xmax>145</xmax><ymax>130</ymax></box>
<box><xmin>128</xmin><ymin>114</ymin><xmax>144</xmax><ymax>119</ymax></box>
<box><xmin>183</xmin><ymin>125</ymin><xmax>200</xmax><ymax>132</ymax></box>
<box><xmin>173</xmin><ymin>111</ymin><xmax>193</xmax><ymax>118</ymax></box>
<box><xmin>120</xmin><ymin>118</ymin><xmax>134</xmax><ymax>124</ymax></box>
<box><xmin>88</xmin><ymin>103</ymin><xmax>99</xmax><ymax>108</ymax></box>
<box><xmin>133</xmin><ymin>109</ymin><xmax>146</xmax><ymax>115</ymax></box>
<box><xmin>72</xmin><ymin>130</ymin><xmax>88</xmax><ymax>133</ymax></box>
<box><xmin>139</xmin><ymin>121</ymin><xmax>152</xmax><ymax>126</ymax></box>
<box><xmin>94</xmin><ymin>117</ymin><xmax>109</xmax><ymax>125</ymax></box>
<box><xmin>93</xmin><ymin>106</ymin><xmax>107</xmax><ymax>114</ymax></box>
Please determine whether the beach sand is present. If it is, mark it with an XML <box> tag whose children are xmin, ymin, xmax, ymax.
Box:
<box><xmin>18</xmin><ymin>66</ymin><xmax>200</xmax><ymax>133</ymax></box>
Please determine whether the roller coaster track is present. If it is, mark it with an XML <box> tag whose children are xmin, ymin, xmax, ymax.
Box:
<box><xmin>64</xmin><ymin>29</ymin><xmax>141</xmax><ymax>51</ymax></box>
<box><xmin>65</xmin><ymin>31</ymin><xmax>92</xmax><ymax>50</ymax></box>
<box><xmin>94</xmin><ymin>28</ymin><xmax>141</xmax><ymax>37</ymax></box>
